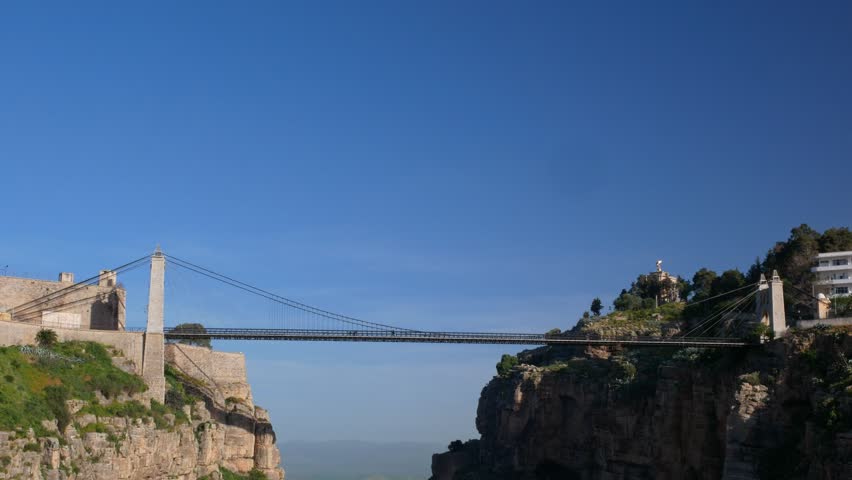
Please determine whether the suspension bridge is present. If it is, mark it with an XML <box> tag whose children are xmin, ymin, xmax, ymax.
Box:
<box><xmin>3</xmin><ymin>251</ymin><xmax>781</xmax><ymax>349</ymax></box>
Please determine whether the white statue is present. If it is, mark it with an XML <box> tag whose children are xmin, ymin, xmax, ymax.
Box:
<box><xmin>656</xmin><ymin>260</ymin><xmax>663</xmax><ymax>273</ymax></box>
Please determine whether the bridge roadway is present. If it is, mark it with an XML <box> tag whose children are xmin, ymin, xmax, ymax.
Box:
<box><xmin>162</xmin><ymin>327</ymin><xmax>751</xmax><ymax>347</ymax></box>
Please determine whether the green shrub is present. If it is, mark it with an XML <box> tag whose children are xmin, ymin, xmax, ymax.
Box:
<box><xmin>44</xmin><ymin>385</ymin><xmax>71</xmax><ymax>430</ymax></box>
<box><xmin>149</xmin><ymin>400</ymin><xmax>188</xmax><ymax>429</ymax></box>
<box><xmin>35</xmin><ymin>329</ymin><xmax>58</xmax><ymax>348</ymax></box>
<box><xmin>0</xmin><ymin>341</ymin><xmax>148</xmax><ymax>432</ymax></box>
<box><xmin>219</xmin><ymin>466</ymin><xmax>268</xmax><ymax>480</ymax></box>
<box><xmin>741</xmin><ymin>372</ymin><xmax>762</xmax><ymax>386</ymax></box>
<box><xmin>78</xmin><ymin>422</ymin><xmax>109</xmax><ymax>434</ymax></box>
<box><xmin>748</xmin><ymin>323</ymin><xmax>774</xmax><ymax>343</ymax></box>
<box><xmin>79</xmin><ymin>400</ymin><xmax>149</xmax><ymax>419</ymax></box>
<box><xmin>496</xmin><ymin>354</ymin><xmax>518</xmax><ymax>377</ymax></box>
<box><xmin>834</xmin><ymin>296</ymin><xmax>852</xmax><ymax>317</ymax></box>
<box><xmin>22</xmin><ymin>442</ymin><xmax>40</xmax><ymax>452</ymax></box>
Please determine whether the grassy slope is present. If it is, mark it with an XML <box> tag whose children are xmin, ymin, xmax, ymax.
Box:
<box><xmin>575</xmin><ymin>302</ymin><xmax>685</xmax><ymax>337</ymax></box>
<box><xmin>0</xmin><ymin>340</ymin><xmax>197</xmax><ymax>434</ymax></box>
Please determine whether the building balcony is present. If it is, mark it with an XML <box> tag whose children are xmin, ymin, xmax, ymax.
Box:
<box><xmin>812</xmin><ymin>264</ymin><xmax>852</xmax><ymax>272</ymax></box>
<box><xmin>815</xmin><ymin>251</ymin><xmax>852</xmax><ymax>259</ymax></box>
<box><xmin>814</xmin><ymin>277</ymin><xmax>852</xmax><ymax>286</ymax></box>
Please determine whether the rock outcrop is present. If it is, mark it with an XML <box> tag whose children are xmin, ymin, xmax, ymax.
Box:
<box><xmin>433</xmin><ymin>327</ymin><xmax>852</xmax><ymax>480</ymax></box>
<box><xmin>0</xmin><ymin>397</ymin><xmax>283</xmax><ymax>479</ymax></box>
<box><xmin>0</xmin><ymin>342</ymin><xmax>285</xmax><ymax>480</ymax></box>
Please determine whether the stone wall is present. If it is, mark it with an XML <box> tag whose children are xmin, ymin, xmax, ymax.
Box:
<box><xmin>797</xmin><ymin>317</ymin><xmax>852</xmax><ymax>328</ymax></box>
<box><xmin>0</xmin><ymin>318</ymin><xmax>145</xmax><ymax>374</ymax></box>
<box><xmin>165</xmin><ymin>343</ymin><xmax>253</xmax><ymax>407</ymax></box>
<box><xmin>0</xmin><ymin>275</ymin><xmax>125</xmax><ymax>330</ymax></box>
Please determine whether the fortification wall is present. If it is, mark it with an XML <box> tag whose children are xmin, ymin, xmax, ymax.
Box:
<box><xmin>165</xmin><ymin>343</ymin><xmax>253</xmax><ymax>406</ymax></box>
<box><xmin>0</xmin><ymin>319</ymin><xmax>145</xmax><ymax>374</ymax></box>
<box><xmin>0</xmin><ymin>276</ymin><xmax>125</xmax><ymax>330</ymax></box>
<box><xmin>797</xmin><ymin>317</ymin><xmax>852</xmax><ymax>328</ymax></box>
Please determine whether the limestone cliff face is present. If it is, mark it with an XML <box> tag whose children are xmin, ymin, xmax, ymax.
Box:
<box><xmin>0</xmin><ymin>398</ymin><xmax>283</xmax><ymax>479</ymax></box>
<box><xmin>0</xmin><ymin>343</ymin><xmax>285</xmax><ymax>480</ymax></box>
<box><xmin>433</xmin><ymin>328</ymin><xmax>852</xmax><ymax>480</ymax></box>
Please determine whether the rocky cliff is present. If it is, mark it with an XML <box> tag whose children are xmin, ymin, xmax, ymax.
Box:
<box><xmin>0</xmin><ymin>341</ymin><xmax>284</xmax><ymax>480</ymax></box>
<box><xmin>432</xmin><ymin>326</ymin><xmax>852</xmax><ymax>480</ymax></box>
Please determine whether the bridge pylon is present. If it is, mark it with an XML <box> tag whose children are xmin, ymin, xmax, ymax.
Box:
<box><xmin>755</xmin><ymin>270</ymin><xmax>787</xmax><ymax>340</ymax></box>
<box><xmin>141</xmin><ymin>248</ymin><xmax>166</xmax><ymax>403</ymax></box>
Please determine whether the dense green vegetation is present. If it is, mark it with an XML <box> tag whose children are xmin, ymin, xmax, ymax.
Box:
<box><xmin>0</xmin><ymin>338</ymin><xmax>197</xmax><ymax>436</ymax></box>
<box><xmin>755</xmin><ymin>225</ymin><xmax>852</xmax><ymax>320</ymax></box>
<box><xmin>604</xmin><ymin>224</ymin><xmax>852</xmax><ymax>319</ymax></box>
<box><xmin>0</xmin><ymin>340</ymin><xmax>147</xmax><ymax>432</ymax></box>
<box><xmin>0</xmin><ymin>336</ymin><xmax>271</xmax><ymax>477</ymax></box>
<box><xmin>35</xmin><ymin>329</ymin><xmax>58</xmax><ymax>348</ymax></box>
<box><xmin>201</xmin><ymin>466</ymin><xmax>267</xmax><ymax>480</ymax></box>
<box><xmin>834</xmin><ymin>296</ymin><xmax>852</xmax><ymax>317</ymax></box>
<box><xmin>165</xmin><ymin>364</ymin><xmax>203</xmax><ymax>411</ymax></box>
<box><xmin>495</xmin><ymin>354</ymin><xmax>518</xmax><ymax>377</ymax></box>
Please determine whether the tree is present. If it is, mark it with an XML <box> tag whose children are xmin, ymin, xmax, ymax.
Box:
<box><xmin>36</xmin><ymin>329</ymin><xmax>58</xmax><ymax>348</ymax></box>
<box><xmin>711</xmin><ymin>269</ymin><xmax>746</xmax><ymax>296</ymax></box>
<box><xmin>691</xmin><ymin>268</ymin><xmax>717</xmax><ymax>301</ymax></box>
<box><xmin>448</xmin><ymin>440</ymin><xmax>464</xmax><ymax>452</ymax></box>
<box><xmin>170</xmin><ymin>323</ymin><xmax>211</xmax><ymax>348</ymax></box>
<box><xmin>748</xmin><ymin>323</ymin><xmax>774</xmax><ymax>343</ymax></box>
<box><xmin>612</xmin><ymin>291</ymin><xmax>654</xmax><ymax>312</ymax></box>
<box><xmin>762</xmin><ymin>224</ymin><xmax>821</xmax><ymax>321</ymax></box>
<box><xmin>630</xmin><ymin>274</ymin><xmax>663</xmax><ymax>300</ymax></box>
<box><xmin>677</xmin><ymin>278</ymin><xmax>693</xmax><ymax>302</ymax></box>
<box><xmin>590</xmin><ymin>298</ymin><xmax>603</xmax><ymax>316</ymax></box>
<box><xmin>834</xmin><ymin>296</ymin><xmax>852</xmax><ymax>317</ymax></box>
<box><xmin>613</xmin><ymin>292</ymin><xmax>643</xmax><ymax>311</ymax></box>
<box><xmin>818</xmin><ymin>227</ymin><xmax>852</xmax><ymax>252</ymax></box>
<box><xmin>746</xmin><ymin>256</ymin><xmax>763</xmax><ymax>284</ymax></box>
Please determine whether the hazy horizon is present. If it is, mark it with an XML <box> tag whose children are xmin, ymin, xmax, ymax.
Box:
<box><xmin>278</xmin><ymin>440</ymin><xmax>443</xmax><ymax>480</ymax></box>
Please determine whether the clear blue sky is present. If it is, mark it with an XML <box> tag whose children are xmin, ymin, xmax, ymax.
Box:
<box><xmin>1</xmin><ymin>1</ymin><xmax>850</xmax><ymax>444</ymax></box>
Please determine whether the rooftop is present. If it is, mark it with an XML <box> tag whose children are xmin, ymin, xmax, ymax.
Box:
<box><xmin>815</xmin><ymin>251</ymin><xmax>852</xmax><ymax>259</ymax></box>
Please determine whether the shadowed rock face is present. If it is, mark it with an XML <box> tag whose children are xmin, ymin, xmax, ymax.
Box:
<box><xmin>433</xmin><ymin>328</ymin><xmax>852</xmax><ymax>480</ymax></box>
<box><xmin>475</xmin><ymin>364</ymin><xmax>730</xmax><ymax>480</ymax></box>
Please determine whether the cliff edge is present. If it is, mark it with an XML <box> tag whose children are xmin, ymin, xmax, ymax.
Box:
<box><xmin>432</xmin><ymin>326</ymin><xmax>852</xmax><ymax>480</ymax></box>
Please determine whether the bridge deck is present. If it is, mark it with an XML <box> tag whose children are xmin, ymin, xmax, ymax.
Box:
<box><xmin>163</xmin><ymin>328</ymin><xmax>751</xmax><ymax>347</ymax></box>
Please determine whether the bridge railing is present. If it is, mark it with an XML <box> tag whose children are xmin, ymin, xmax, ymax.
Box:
<box><xmin>161</xmin><ymin>327</ymin><xmax>751</xmax><ymax>346</ymax></box>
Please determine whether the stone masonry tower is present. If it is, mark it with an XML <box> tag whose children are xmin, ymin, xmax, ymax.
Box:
<box><xmin>141</xmin><ymin>248</ymin><xmax>166</xmax><ymax>403</ymax></box>
<box><xmin>755</xmin><ymin>270</ymin><xmax>787</xmax><ymax>339</ymax></box>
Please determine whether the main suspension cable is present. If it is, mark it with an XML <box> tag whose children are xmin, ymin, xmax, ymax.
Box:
<box><xmin>164</xmin><ymin>254</ymin><xmax>419</xmax><ymax>332</ymax></box>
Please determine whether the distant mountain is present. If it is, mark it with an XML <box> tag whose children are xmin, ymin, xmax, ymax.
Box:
<box><xmin>279</xmin><ymin>440</ymin><xmax>444</xmax><ymax>480</ymax></box>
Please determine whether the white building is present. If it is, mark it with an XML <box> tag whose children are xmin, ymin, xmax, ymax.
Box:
<box><xmin>811</xmin><ymin>251</ymin><xmax>852</xmax><ymax>298</ymax></box>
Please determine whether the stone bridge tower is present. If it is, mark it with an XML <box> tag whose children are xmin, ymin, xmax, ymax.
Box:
<box><xmin>141</xmin><ymin>249</ymin><xmax>166</xmax><ymax>403</ymax></box>
<box><xmin>754</xmin><ymin>270</ymin><xmax>787</xmax><ymax>339</ymax></box>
